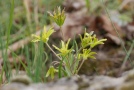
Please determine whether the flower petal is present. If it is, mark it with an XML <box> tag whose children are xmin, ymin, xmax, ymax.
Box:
<box><xmin>53</xmin><ymin>45</ymin><xmax>61</xmax><ymax>52</ymax></box>
<box><xmin>31</xmin><ymin>34</ymin><xmax>41</xmax><ymax>42</ymax></box>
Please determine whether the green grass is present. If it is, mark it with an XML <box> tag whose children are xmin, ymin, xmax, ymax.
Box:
<box><xmin>3</xmin><ymin>0</ymin><xmax>14</xmax><ymax>81</ymax></box>
<box><xmin>0</xmin><ymin>0</ymin><xmax>63</xmax><ymax>84</ymax></box>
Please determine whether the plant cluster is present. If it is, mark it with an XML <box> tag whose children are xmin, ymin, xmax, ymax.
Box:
<box><xmin>32</xmin><ymin>7</ymin><xmax>107</xmax><ymax>79</ymax></box>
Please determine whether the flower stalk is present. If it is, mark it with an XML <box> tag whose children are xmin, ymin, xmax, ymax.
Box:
<box><xmin>31</xmin><ymin>6</ymin><xmax>107</xmax><ymax>79</ymax></box>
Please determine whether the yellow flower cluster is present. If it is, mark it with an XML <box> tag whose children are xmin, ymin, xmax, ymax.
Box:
<box><xmin>53</xmin><ymin>39</ymin><xmax>73</xmax><ymax>57</ymax></box>
<box><xmin>31</xmin><ymin>26</ymin><xmax>55</xmax><ymax>43</ymax></box>
<box><xmin>48</xmin><ymin>7</ymin><xmax>66</xmax><ymax>27</ymax></box>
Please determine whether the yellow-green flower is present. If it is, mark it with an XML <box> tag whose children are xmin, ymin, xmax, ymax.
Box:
<box><xmin>53</xmin><ymin>39</ymin><xmax>73</xmax><ymax>56</ymax></box>
<box><xmin>46</xmin><ymin>66</ymin><xmax>58</xmax><ymax>79</ymax></box>
<box><xmin>48</xmin><ymin>6</ymin><xmax>66</xmax><ymax>27</ymax></box>
<box><xmin>80</xmin><ymin>30</ymin><xmax>93</xmax><ymax>48</ymax></box>
<box><xmin>80</xmin><ymin>30</ymin><xmax>107</xmax><ymax>48</ymax></box>
<box><xmin>79</xmin><ymin>49</ymin><xmax>97</xmax><ymax>60</ymax></box>
<box><xmin>31</xmin><ymin>26</ymin><xmax>55</xmax><ymax>43</ymax></box>
<box><xmin>90</xmin><ymin>35</ymin><xmax>107</xmax><ymax>48</ymax></box>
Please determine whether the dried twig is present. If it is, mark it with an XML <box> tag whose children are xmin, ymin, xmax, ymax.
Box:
<box><xmin>23</xmin><ymin>0</ymin><xmax>32</xmax><ymax>31</ymax></box>
<box><xmin>34</xmin><ymin>0</ymin><xmax>39</xmax><ymax>26</ymax></box>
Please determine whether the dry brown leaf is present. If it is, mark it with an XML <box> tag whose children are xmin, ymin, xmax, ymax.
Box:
<box><xmin>105</xmin><ymin>33</ymin><xmax>122</xmax><ymax>45</ymax></box>
<box><xmin>90</xmin><ymin>15</ymin><xmax>124</xmax><ymax>45</ymax></box>
<box><xmin>124</xmin><ymin>25</ymin><xmax>134</xmax><ymax>40</ymax></box>
<box><xmin>63</xmin><ymin>0</ymin><xmax>85</xmax><ymax>12</ymax></box>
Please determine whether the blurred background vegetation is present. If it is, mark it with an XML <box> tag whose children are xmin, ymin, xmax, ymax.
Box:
<box><xmin>0</xmin><ymin>0</ymin><xmax>64</xmax><ymax>83</ymax></box>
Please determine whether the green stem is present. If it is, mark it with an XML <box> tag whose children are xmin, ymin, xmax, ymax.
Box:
<box><xmin>76</xmin><ymin>59</ymin><xmax>85</xmax><ymax>74</ymax></box>
<box><xmin>46</xmin><ymin>43</ymin><xmax>61</xmax><ymax>60</ymax></box>
<box><xmin>121</xmin><ymin>40</ymin><xmax>134</xmax><ymax>70</ymax></box>
<box><xmin>73</xmin><ymin>46</ymin><xmax>92</xmax><ymax>74</ymax></box>
<box><xmin>60</xmin><ymin>26</ymin><xmax>65</xmax><ymax>41</ymax></box>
